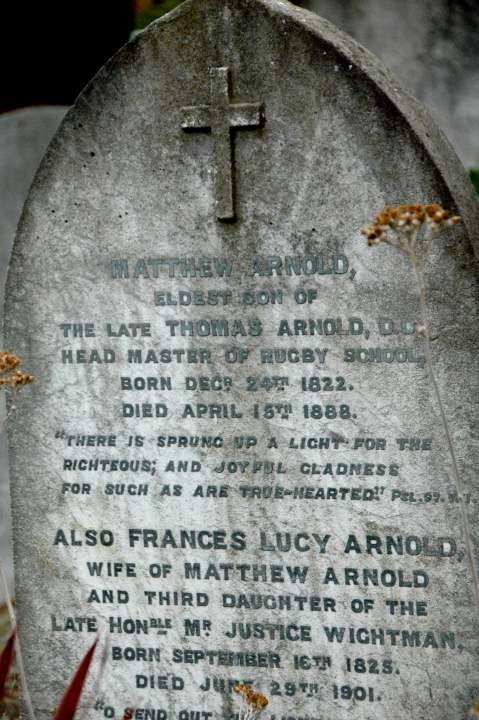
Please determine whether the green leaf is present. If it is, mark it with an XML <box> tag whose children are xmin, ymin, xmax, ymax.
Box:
<box><xmin>469</xmin><ymin>169</ymin><xmax>479</xmax><ymax>195</ymax></box>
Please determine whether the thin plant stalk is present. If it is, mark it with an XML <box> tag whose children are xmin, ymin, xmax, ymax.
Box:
<box><xmin>0</xmin><ymin>561</ymin><xmax>37</xmax><ymax>720</ymax></box>
<box><xmin>409</xmin><ymin>250</ymin><xmax>479</xmax><ymax>610</ymax></box>
<box><xmin>362</xmin><ymin>204</ymin><xmax>479</xmax><ymax>610</ymax></box>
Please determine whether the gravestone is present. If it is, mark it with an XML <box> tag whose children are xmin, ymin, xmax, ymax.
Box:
<box><xmin>0</xmin><ymin>106</ymin><xmax>68</xmax><ymax>604</ymax></box>
<box><xmin>298</xmin><ymin>0</ymin><xmax>479</xmax><ymax>169</ymax></box>
<box><xmin>5</xmin><ymin>1</ymin><xmax>479</xmax><ymax>719</ymax></box>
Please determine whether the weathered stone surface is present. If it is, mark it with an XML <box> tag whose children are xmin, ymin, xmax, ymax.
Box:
<box><xmin>5</xmin><ymin>1</ymin><xmax>479</xmax><ymax>718</ymax></box>
<box><xmin>299</xmin><ymin>0</ymin><xmax>479</xmax><ymax>168</ymax></box>
<box><xmin>0</xmin><ymin>106</ymin><xmax>67</xmax><ymax>603</ymax></box>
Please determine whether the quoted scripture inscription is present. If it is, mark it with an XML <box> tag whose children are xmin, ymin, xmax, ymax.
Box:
<box><xmin>6</xmin><ymin>1</ymin><xmax>479</xmax><ymax>720</ymax></box>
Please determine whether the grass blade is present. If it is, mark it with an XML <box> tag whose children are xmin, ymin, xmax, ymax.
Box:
<box><xmin>0</xmin><ymin>630</ymin><xmax>15</xmax><ymax>702</ymax></box>
<box><xmin>54</xmin><ymin>638</ymin><xmax>98</xmax><ymax>720</ymax></box>
<box><xmin>78</xmin><ymin>637</ymin><xmax>108</xmax><ymax>720</ymax></box>
<box><xmin>0</xmin><ymin>561</ymin><xmax>36</xmax><ymax>720</ymax></box>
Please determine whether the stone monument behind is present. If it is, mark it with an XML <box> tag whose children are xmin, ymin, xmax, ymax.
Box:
<box><xmin>5</xmin><ymin>1</ymin><xmax>479</xmax><ymax>719</ymax></box>
<box><xmin>298</xmin><ymin>0</ymin><xmax>479</xmax><ymax>169</ymax></box>
<box><xmin>0</xmin><ymin>106</ymin><xmax>67</xmax><ymax>604</ymax></box>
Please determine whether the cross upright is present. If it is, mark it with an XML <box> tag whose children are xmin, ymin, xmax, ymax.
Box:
<box><xmin>181</xmin><ymin>67</ymin><xmax>264</xmax><ymax>221</ymax></box>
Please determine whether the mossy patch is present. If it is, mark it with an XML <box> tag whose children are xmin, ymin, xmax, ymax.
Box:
<box><xmin>470</xmin><ymin>169</ymin><xmax>479</xmax><ymax>195</ymax></box>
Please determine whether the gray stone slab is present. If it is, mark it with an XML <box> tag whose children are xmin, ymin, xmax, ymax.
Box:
<box><xmin>0</xmin><ymin>106</ymin><xmax>67</xmax><ymax>604</ymax></box>
<box><xmin>4</xmin><ymin>1</ymin><xmax>479</xmax><ymax>718</ymax></box>
<box><xmin>299</xmin><ymin>0</ymin><xmax>479</xmax><ymax>169</ymax></box>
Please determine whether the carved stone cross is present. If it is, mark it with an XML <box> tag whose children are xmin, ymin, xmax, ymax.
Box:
<box><xmin>181</xmin><ymin>67</ymin><xmax>264</xmax><ymax>221</ymax></box>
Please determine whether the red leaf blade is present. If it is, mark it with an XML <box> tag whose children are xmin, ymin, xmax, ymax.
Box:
<box><xmin>0</xmin><ymin>630</ymin><xmax>16</xmax><ymax>703</ymax></box>
<box><xmin>54</xmin><ymin>638</ymin><xmax>98</xmax><ymax>720</ymax></box>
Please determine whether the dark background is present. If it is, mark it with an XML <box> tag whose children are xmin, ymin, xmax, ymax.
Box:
<box><xmin>2</xmin><ymin>0</ymin><xmax>134</xmax><ymax>113</ymax></box>
<box><xmin>0</xmin><ymin>0</ymin><xmax>304</xmax><ymax>114</ymax></box>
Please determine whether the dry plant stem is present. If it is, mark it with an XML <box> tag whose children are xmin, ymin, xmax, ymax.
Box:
<box><xmin>0</xmin><ymin>563</ymin><xmax>37</xmax><ymax>720</ymax></box>
<box><xmin>0</xmin><ymin>390</ymin><xmax>17</xmax><ymax>434</ymax></box>
<box><xmin>361</xmin><ymin>205</ymin><xmax>476</xmax><ymax>604</ymax></box>
<box><xmin>409</xmin><ymin>251</ymin><xmax>479</xmax><ymax>610</ymax></box>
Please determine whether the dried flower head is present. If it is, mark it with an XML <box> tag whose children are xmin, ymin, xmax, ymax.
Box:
<box><xmin>361</xmin><ymin>203</ymin><xmax>461</xmax><ymax>249</ymax></box>
<box><xmin>234</xmin><ymin>684</ymin><xmax>269</xmax><ymax>720</ymax></box>
<box><xmin>469</xmin><ymin>703</ymin><xmax>479</xmax><ymax>718</ymax></box>
<box><xmin>0</xmin><ymin>353</ymin><xmax>33</xmax><ymax>389</ymax></box>
<box><xmin>0</xmin><ymin>354</ymin><xmax>19</xmax><ymax>373</ymax></box>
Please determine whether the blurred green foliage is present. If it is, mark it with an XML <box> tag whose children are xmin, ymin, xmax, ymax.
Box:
<box><xmin>135</xmin><ymin>0</ymin><xmax>300</xmax><ymax>29</ymax></box>
<box><xmin>134</xmin><ymin>0</ymin><xmax>183</xmax><ymax>29</ymax></box>
<box><xmin>470</xmin><ymin>169</ymin><xmax>479</xmax><ymax>195</ymax></box>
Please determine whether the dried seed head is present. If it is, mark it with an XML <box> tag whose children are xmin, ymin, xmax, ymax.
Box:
<box><xmin>469</xmin><ymin>702</ymin><xmax>479</xmax><ymax>718</ymax></box>
<box><xmin>0</xmin><ymin>353</ymin><xmax>20</xmax><ymax>372</ymax></box>
<box><xmin>360</xmin><ymin>225</ymin><xmax>384</xmax><ymax>245</ymax></box>
<box><xmin>0</xmin><ymin>352</ymin><xmax>34</xmax><ymax>391</ymax></box>
<box><xmin>12</xmin><ymin>371</ymin><xmax>34</xmax><ymax>387</ymax></box>
<box><xmin>361</xmin><ymin>203</ymin><xmax>462</xmax><ymax>250</ymax></box>
<box><xmin>250</xmin><ymin>693</ymin><xmax>268</xmax><ymax>709</ymax></box>
<box><xmin>234</xmin><ymin>684</ymin><xmax>269</xmax><ymax>719</ymax></box>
